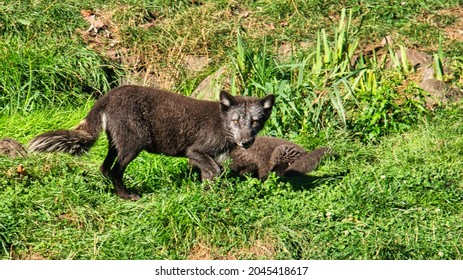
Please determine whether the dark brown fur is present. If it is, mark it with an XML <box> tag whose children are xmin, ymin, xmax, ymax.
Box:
<box><xmin>228</xmin><ymin>136</ymin><xmax>331</xmax><ymax>180</ymax></box>
<box><xmin>29</xmin><ymin>85</ymin><xmax>274</xmax><ymax>200</ymax></box>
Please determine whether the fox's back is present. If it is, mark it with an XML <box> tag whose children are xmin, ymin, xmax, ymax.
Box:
<box><xmin>104</xmin><ymin>85</ymin><xmax>218</xmax><ymax>121</ymax></box>
<box><xmin>100</xmin><ymin>86</ymin><xmax>222</xmax><ymax>155</ymax></box>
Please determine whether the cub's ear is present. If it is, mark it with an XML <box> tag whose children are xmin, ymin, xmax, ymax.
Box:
<box><xmin>261</xmin><ymin>94</ymin><xmax>275</xmax><ymax>117</ymax></box>
<box><xmin>220</xmin><ymin>90</ymin><xmax>237</xmax><ymax>111</ymax></box>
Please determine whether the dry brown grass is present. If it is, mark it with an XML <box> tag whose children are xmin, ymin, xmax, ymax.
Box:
<box><xmin>74</xmin><ymin>2</ymin><xmax>311</xmax><ymax>92</ymax></box>
<box><xmin>10</xmin><ymin>247</ymin><xmax>47</xmax><ymax>260</ymax></box>
<box><xmin>187</xmin><ymin>237</ymin><xmax>278</xmax><ymax>260</ymax></box>
<box><xmin>438</xmin><ymin>7</ymin><xmax>463</xmax><ymax>42</ymax></box>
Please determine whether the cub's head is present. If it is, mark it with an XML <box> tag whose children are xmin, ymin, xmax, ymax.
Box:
<box><xmin>220</xmin><ymin>90</ymin><xmax>275</xmax><ymax>149</ymax></box>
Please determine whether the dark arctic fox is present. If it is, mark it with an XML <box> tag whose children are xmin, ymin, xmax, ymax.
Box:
<box><xmin>227</xmin><ymin>136</ymin><xmax>331</xmax><ymax>180</ymax></box>
<box><xmin>29</xmin><ymin>85</ymin><xmax>275</xmax><ymax>200</ymax></box>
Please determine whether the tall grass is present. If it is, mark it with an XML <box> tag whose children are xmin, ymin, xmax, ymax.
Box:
<box><xmin>0</xmin><ymin>37</ymin><xmax>120</xmax><ymax>115</ymax></box>
<box><xmin>0</xmin><ymin>1</ymin><xmax>123</xmax><ymax>115</ymax></box>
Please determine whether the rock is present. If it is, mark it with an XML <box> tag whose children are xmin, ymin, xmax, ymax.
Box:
<box><xmin>419</xmin><ymin>78</ymin><xmax>462</xmax><ymax>107</ymax></box>
<box><xmin>395</xmin><ymin>48</ymin><xmax>433</xmax><ymax>69</ymax></box>
<box><xmin>389</xmin><ymin>47</ymin><xmax>462</xmax><ymax>107</ymax></box>
<box><xmin>191</xmin><ymin>65</ymin><xmax>231</xmax><ymax>100</ymax></box>
<box><xmin>0</xmin><ymin>138</ymin><xmax>27</xmax><ymax>158</ymax></box>
<box><xmin>183</xmin><ymin>55</ymin><xmax>211</xmax><ymax>73</ymax></box>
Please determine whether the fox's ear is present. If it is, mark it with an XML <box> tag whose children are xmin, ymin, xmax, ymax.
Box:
<box><xmin>220</xmin><ymin>90</ymin><xmax>236</xmax><ymax>111</ymax></box>
<box><xmin>261</xmin><ymin>94</ymin><xmax>275</xmax><ymax>116</ymax></box>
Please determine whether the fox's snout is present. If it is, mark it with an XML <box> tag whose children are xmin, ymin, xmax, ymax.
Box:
<box><xmin>237</xmin><ymin>137</ymin><xmax>255</xmax><ymax>149</ymax></box>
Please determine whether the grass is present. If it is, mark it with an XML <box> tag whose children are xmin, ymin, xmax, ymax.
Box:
<box><xmin>0</xmin><ymin>1</ymin><xmax>123</xmax><ymax>115</ymax></box>
<box><xmin>1</xmin><ymin>0</ymin><xmax>463</xmax><ymax>259</ymax></box>
<box><xmin>2</xmin><ymin>104</ymin><xmax>463</xmax><ymax>259</ymax></box>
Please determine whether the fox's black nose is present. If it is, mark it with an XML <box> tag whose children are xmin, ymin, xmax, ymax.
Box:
<box><xmin>241</xmin><ymin>139</ymin><xmax>254</xmax><ymax>149</ymax></box>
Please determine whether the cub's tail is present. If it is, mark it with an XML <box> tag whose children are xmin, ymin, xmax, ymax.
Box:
<box><xmin>29</xmin><ymin>98</ymin><xmax>108</xmax><ymax>156</ymax></box>
<box><xmin>284</xmin><ymin>147</ymin><xmax>333</xmax><ymax>176</ymax></box>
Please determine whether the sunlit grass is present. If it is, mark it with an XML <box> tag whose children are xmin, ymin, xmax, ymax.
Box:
<box><xmin>1</xmin><ymin>0</ymin><xmax>463</xmax><ymax>260</ymax></box>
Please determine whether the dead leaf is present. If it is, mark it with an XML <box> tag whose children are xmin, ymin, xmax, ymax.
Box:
<box><xmin>80</xmin><ymin>9</ymin><xmax>92</xmax><ymax>18</ymax></box>
<box><xmin>81</xmin><ymin>9</ymin><xmax>106</xmax><ymax>34</ymax></box>
<box><xmin>16</xmin><ymin>164</ymin><xmax>27</xmax><ymax>177</ymax></box>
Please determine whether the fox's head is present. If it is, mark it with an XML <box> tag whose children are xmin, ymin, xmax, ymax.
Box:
<box><xmin>220</xmin><ymin>90</ymin><xmax>275</xmax><ymax>149</ymax></box>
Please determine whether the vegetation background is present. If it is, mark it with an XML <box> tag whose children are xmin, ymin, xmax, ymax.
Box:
<box><xmin>1</xmin><ymin>0</ymin><xmax>463</xmax><ymax>259</ymax></box>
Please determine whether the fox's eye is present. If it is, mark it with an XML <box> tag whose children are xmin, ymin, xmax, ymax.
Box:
<box><xmin>252</xmin><ymin>120</ymin><xmax>259</xmax><ymax>127</ymax></box>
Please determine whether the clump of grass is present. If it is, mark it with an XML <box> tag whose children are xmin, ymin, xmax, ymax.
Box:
<box><xmin>0</xmin><ymin>38</ymin><xmax>120</xmax><ymax>115</ymax></box>
<box><xmin>229</xmin><ymin>9</ymin><xmax>358</xmax><ymax>135</ymax></box>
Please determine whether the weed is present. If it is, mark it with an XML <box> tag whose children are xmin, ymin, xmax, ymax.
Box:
<box><xmin>433</xmin><ymin>35</ymin><xmax>445</xmax><ymax>81</ymax></box>
<box><xmin>350</xmin><ymin>82</ymin><xmax>428</xmax><ymax>142</ymax></box>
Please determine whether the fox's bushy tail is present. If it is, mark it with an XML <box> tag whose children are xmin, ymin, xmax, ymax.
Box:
<box><xmin>29</xmin><ymin>97</ymin><xmax>108</xmax><ymax>156</ymax></box>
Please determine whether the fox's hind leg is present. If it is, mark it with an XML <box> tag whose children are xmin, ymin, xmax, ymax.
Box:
<box><xmin>108</xmin><ymin>148</ymin><xmax>141</xmax><ymax>201</ymax></box>
<box><xmin>269</xmin><ymin>145</ymin><xmax>304</xmax><ymax>177</ymax></box>
<box><xmin>284</xmin><ymin>147</ymin><xmax>331</xmax><ymax>177</ymax></box>
<box><xmin>106</xmin><ymin>130</ymin><xmax>143</xmax><ymax>200</ymax></box>
<box><xmin>100</xmin><ymin>133</ymin><xmax>117</xmax><ymax>178</ymax></box>
<box><xmin>104</xmin><ymin>118</ymin><xmax>148</xmax><ymax>200</ymax></box>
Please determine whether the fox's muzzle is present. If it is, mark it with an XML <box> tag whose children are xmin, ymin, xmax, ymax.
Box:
<box><xmin>238</xmin><ymin>137</ymin><xmax>255</xmax><ymax>149</ymax></box>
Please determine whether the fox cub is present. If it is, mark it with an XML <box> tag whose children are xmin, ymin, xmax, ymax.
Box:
<box><xmin>228</xmin><ymin>136</ymin><xmax>331</xmax><ymax>180</ymax></box>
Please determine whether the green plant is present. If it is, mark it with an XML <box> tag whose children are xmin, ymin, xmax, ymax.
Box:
<box><xmin>231</xmin><ymin>8</ymin><xmax>430</xmax><ymax>141</ymax></box>
<box><xmin>232</xmin><ymin>9</ymin><xmax>363</xmax><ymax>136</ymax></box>
<box><xmin>350</xmin><ymin>82</ymin><xmax>427</xmax><ymax>142</ymax></box>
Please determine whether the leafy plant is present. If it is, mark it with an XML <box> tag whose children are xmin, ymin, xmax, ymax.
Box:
<box><xmin>230</xmin><ymin>9</ymin><xmax>361</xmax><ymax>136</ymax></box>
<box><xmin>231</xmin><ymin>8</ymin><xmax>431</xmax><ymax>142</ymax></box>
<box><xmin>350</xmin><ymin>82</ymin><xmax>427</xmax><ymax>142</ymax></box>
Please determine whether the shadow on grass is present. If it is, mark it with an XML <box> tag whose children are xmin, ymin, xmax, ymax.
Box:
<box><xmin>219</xmin><ymin>165</ymin><xmax>349</xmax><ymax>192</ymax></box>
<box><xmin>279</xmin><ymin>170</ymin><xmax>349</xmax><ymax>192</ymax></box>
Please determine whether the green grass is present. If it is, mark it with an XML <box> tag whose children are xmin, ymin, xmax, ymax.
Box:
<box><xmin>2</xmin><ymin>104</ymin><xmax>463</xmax><ymax>259</ymax></box>
<box><xmin>0</xmin><ymin>1</ymin><xmax>123</xmax><ymax>115</ymax></box>
<box><xmin>1</xmin><ymin>0</ymin><xmax>463</xmax><ymax>259</ymax></box>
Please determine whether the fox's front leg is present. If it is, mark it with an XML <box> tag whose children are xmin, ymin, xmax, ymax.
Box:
<box><xmin>186</xmin><ymin>149</ymin><xmax>222</xmax><ymax>181</ymax></box>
